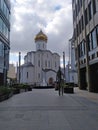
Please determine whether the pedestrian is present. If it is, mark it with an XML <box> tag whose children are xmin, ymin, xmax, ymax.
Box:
<box><xmin>56</xmin><ymin>66</ymin><xmax>64</xmax><ymax>96</ymax></box>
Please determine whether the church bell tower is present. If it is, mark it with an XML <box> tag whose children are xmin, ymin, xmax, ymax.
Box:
<box><xmin>34</xmin><ymin>30</ymin><xmax>48</xmax><ymax>51</ymax></box>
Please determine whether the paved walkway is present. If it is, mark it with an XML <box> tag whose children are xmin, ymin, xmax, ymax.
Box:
<box><xmin>0</xmin><ymin>88</ymin><xmax>98</xmax><ymax>130</ymax></box>
<box><xmin>75</xmin><ymin>87</ymin><xmax>98</xmax><ymax>103</ymax></box>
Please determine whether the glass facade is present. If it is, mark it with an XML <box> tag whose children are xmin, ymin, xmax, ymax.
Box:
<box><xmin>0</xmin><ymin>0</ymin><xmax>10</xmax><ymax>85</ymax></box>
<box><xmin>0</xmin><ymin>41</ymin><xmax>4</xmax><ymax>57</ymax></box>
<box><xmin>0</xmin><ymin>17</ymin><xmax>9</xmax><ymax>39</ymax></box>
<box><xmin>73</xmin><ymin>0</ymin><xmax>97</xmax><ymax>40</ymax></box>
<box><xmin>79</xmin><ymin>40</ymin><xmax>85</xmax><ymax>57</ymax></box>
<box><xmin>0</xmin><ymin>0</ymin><xmax>10</xmax><ymax>20</ymax></box>
<box><xmin>92</xmin><ymin>28</ymin><xmax>97</xmax><ymax>49</ymax></box>
<box><xmin>87</xmin><ymin>26</ymin><xmax>98</xmax><ymax>52</ymax></box>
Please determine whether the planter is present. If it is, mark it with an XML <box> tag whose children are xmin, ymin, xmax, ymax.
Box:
<box><xmin>55</xmin><ymin>84</ymin><xmax>59</xmax><ymax>91</ymax></box>
<box><xmin>13</xmin><ymin>88</ymin><xmax>20</xmax><ymax>94</ymax></box>
<box><xmin>64</xmin><ymin>87</ymin><xmax>74</xmax><ymax>94</ymax></box>
<box><xmin>20</xmin><ymin>89</ymin><xmax>26</xmax><ymax>93</ymax></box>
<box><xmin>0</xmin><ymin>94</ymin><xmax>8</xmax><ymax>102</ymax></box>
<box><xmin>54</xmin><ymin>82</ymin><xmax>59</xmax><ymax>91</ymax></box>
<box><xmin>28</xmin><ymin>87</ymin><xmax>32</xmax><ymax>91</ymax></box>
<box><xmin>0</xmin><ymin>92</ymin><xmax>13</xmax><ymax>102</ymax></box>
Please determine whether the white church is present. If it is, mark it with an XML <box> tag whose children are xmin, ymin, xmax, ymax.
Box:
<box><xmin>17</xmin><ymin>30</ymin><xmax>60</xmax><ymax>86</ymax></box>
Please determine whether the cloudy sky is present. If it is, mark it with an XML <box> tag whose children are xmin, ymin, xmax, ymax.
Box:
<box><xmin>10</xmin><ymin>0</ymin><xmax>73</xmax><ymax>67</ymax></box>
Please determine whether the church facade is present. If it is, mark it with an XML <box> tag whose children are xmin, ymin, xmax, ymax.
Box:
<box><xmin>17</xmin><ymin>30</ymin><xmax>60</xmax><ymax>86</ymax></box>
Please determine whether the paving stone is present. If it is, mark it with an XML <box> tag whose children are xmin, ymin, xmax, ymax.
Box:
<box><xmin>0</xmin><ymin>88</ymin><xmax>98</xmax><ymax>130</ymax></box>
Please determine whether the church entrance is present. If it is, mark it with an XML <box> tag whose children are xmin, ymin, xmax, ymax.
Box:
<box><xmin>48</xmin><ymin>77</ymin><xmax>53</xmax><ymax>85</ymax></box>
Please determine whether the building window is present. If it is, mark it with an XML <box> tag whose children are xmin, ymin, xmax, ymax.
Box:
<box><xmin>75</xmin><ymin>48</ymin><xmax>77</xmax><ymax>60</ymax></box>
<box><xmin>0</xmin><ymin>41</ymin><xmax>4</xmax><ymax>68</ymax></box>
<box><xmin>87</xmin><ymin>27</ymin><xmax>98</xmax><ymax>51</ymax></box>
<box><xmin>55</xmin><ymin>62</ymin><xmax>57</xmax><ymax>67</ymax></box>
<box><xmin>0</xmin><ymin>41</ymin><xmax>4</xmax><ymax>57</ymax></box>
<box><xmin>85</xmin><ymin>8</ymin><xmax>88</xmax><ymax>26</ymax></box>
<box><xmin>73</xmin><ymin>10</ymin><xmax>75</xmax><ymax>21</ymax></box>
<box><xmin>81</xmin><ymin>15</ymin><xmax>84</xmax><ymax>30</ymax></box>
<box><xmin>92</xmin><ymin>0</ymin><xmax>96</xmax><ymax>15</ymax></box>
<box><xmin>92</xmin><ymin>53</ymin><xmax>95</xmax><ymax>59</ymax></box>
<box><xmin>27</xmin><ymin>72</ymin><xmax>28</xmax><ymax>79</ymax></box>
<box><xmin>96</xmin><ymin>26</ymin><xmax>98</xmax><ymax>45</ymax></box>
<box><xmin>47</xmin><ymin>54</ymin><xmax>48</xmax><ymax>57</ymax></box>
<box><xmin>79</xmin><ymin>20</ymin><xmax>81</xmax><ymax>34</ymax></box>
<box><xmin>79</xmin><ymin>40</ymin><xmax>85</xmax><ymax>57</ymax></box>
<box><xmin>0</xmin><ymin>0</ymin><xmax>3</xmax><ymax>11</ymax></box>
<box><xmin>45</xmin><ymin>60</ymin><xmax>47</xmax><ymax>67</ymax></box>
<box><xmin>80</xmin><ymin>0</ymin><xmax>82</xmax><ymax>8</ymax></box>
<box><xmin>38</xmin><ymin>44</ymin><xmax>40</xmax><ymax>49</ymax></box>
<box><xmin>77</xmin><ymin>0</ymin><xmax>80</xmax><ymax>12</ymax></box>
<box><xmin>0</xmin><ymin>18</ymin><xmax>9</xmax><ymax>39</ymax></box>
<box><xmin>82</xmin><ymin>40</ymin><xmax>85</xmax><ymax>56</ymax></box>
<box><xmin>0</xmin><ymin>0</ymin><xmax>10</xmax><ymax>21</ymax></box>
<box><xmin>38</xmin><ymin>60</ymin><xmax>40</xmax><ymax>67</ymax></box>
<box><xmin>43</xmin><ymin>44</ymin><xmax>44</xmax><ymax>48</ymax></box>
<box><xmin>72</xmin><ymin>0</ymin><xmax>75</xmax><ymax>4</ymax></box>
<box><xmin>92</xmin><ymin>28</ymin><xmax>97</xmax><ymax>49</ymax></box>
<box><xmin>88</xmin><ymin>2</ymin><xmax>93</xmax><ymax>21</ymax></box>
<box><xmin>38</xmin><ymin>73</ymin><xmax>40</xmax><ymax>79</ymax></box>
<box><xmin>0</xmin><ymin>18</ymin><xmax>2</xmax><ymax>32</ymax></box>
<box><xmin>76</xmin><ymin>24</ymin><xmax>78</xmax><ymax>37</ymax></box>
<box><xmin>75</xmin><ymin>4</ymin><xmax>78</xmax><ymax>17</ymax></box>
<box><xmin>48</xmin><ymin>61</ymin><xmax>50</xmax><ymax>67</ymax></box>
<box><xmin>74</xmin><ymin>28</ymin><xmax>76</xmax><ymax>40</ymax></box>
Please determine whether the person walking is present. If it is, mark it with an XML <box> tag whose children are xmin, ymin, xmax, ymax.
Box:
<box><xmin>56</xmin><ymin>66</ymin><xmax>64</xmax><ymax>96</ymax></box>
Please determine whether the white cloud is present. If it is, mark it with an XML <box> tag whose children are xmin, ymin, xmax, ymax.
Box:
<box><xmin>10</xmin><ymin>0</ymin><xmax>73</xmax><ymax>65</ymax></box>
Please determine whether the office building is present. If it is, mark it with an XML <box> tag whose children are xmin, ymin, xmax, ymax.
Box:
<box><xmin>0</xmin><ymin>0</ymin><xmax>11</xmax><ymax>85</ymax></box>
<box><xmin>72</xmin><ymin>0</ymin><xmax>98</xmax><ymax>92</ymax></box>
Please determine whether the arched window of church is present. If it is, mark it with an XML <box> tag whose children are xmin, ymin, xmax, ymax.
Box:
<box><xmin>27</xmin><ymin>72</ymin><xmax>28</xmax><ymax>79</ymax></box>
<box><xmin>38</xmin><ymin>60</ymin><xmax>40</xmax><ymax>67</ymax></box>
<box><xmin>47</xmin><ymin>54</ymin><xmax>48</xmax><ymax>57</ymax></box>
<box><xmin>55</xmin><ymin>61</ymin><xmax>56</xmax><ymax>67</ymax></box>
<box><xmin>45</xmin><ymin>60</ymin><xmax>47</xmax><ymax>67</ymax></box>
<box><xmin>43</xmin><ymin>44</ymin><xmax>44</xmax><ymax>48</ymax></box>
<box><xmin>38</xmin><ymin>73</ymin><xmax>40</xmax><ymax>79</ymax></box>
<box><xmin>38</xmin><ymin>44</ymin><xmax>40</xmax><ymax>49</ymax></box>
<box><xmin>38</xmin><ymin>54</ymin><xmax>40</xmax><ymax>57</ymax></box>
<box><xmin>48</xmin><ymin>61</ymin><xmax>50</xmax><ymax>67</ymax></box>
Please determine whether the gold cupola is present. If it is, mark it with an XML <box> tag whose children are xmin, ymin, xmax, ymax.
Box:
<box><xmin>34</xmin><ymin>30</ymin><xmax>48</xmax><ymax>43</ymax></box>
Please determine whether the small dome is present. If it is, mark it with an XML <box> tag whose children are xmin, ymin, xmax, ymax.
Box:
<box><xmin>34</xmin><ymin>30</ymin><xmax>48</xmax><ymax>42</ymax></box>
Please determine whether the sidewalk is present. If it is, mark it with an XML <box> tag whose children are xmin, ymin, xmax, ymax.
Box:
<box><xmin>0</xmin><ymin>88</ymin><xmax>98</xmax><ymax>130</ymax></box>
<box><xmin>74</xmin><ymin>87</ymin><xmax>98</xmax><ymax>103</ymax></box>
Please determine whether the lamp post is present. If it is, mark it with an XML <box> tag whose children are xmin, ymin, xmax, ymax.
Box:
<box><xmin>68</xmin><ymin>40</ymin><xmax>71</xmax><ymax>83</ymax></box>
<box><xmin>19</xmin><ymin>52</ymin><xmax>21</xmax><ymax>84</ymax></box>
<box><xmin>63</xmin><ymin>52</ymin><xmax>65</xmax><ymax>81</ymax></box>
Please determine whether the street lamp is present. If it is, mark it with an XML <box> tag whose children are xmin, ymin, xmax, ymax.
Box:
<box><xmin>63</xmin><ymin>51</ymin><xmax>65</xmax><ymax>81</ymax></box>
<box><xmin>18</xmin><ymin>52</ymin><xmax>21</xmax><ymax>84</ymax></box>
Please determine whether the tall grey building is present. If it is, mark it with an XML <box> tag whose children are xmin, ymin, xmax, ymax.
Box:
<box><xmin>0</xmin><ymin>0</ymin><xmax>11</xmax><ymax>85</ymax></box>
<box><xmin>72</xmin><ymin>0</ymin><xmax>98</xmax><ymax>92</ymax></box>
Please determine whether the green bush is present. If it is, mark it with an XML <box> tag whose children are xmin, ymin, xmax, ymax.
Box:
<box><xmin>11</xmin><ymin>83</ymin><xmax>31</xmax><ymax>89</ymax></box>
<box><xmin>64</xmin><ymin>83</ymin><xmax>74</xmax><ymax>88</ymax></box>
<box><xmin>0</xmin><ymin>86</ymin><xmax>12</xmax><ymax>96</ymax></box>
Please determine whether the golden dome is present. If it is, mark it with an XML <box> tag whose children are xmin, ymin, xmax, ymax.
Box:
<box><xmin>35</xmin><ymin>30</ymin><xmax>48</xmax><ymax>42</ymax></box>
